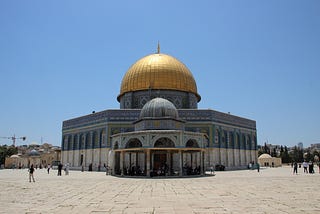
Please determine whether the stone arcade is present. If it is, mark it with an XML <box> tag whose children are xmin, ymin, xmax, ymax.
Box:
<box><xmin>61</xmin><ymin>48</ymin><xmax>257</xmax><ymax>176</ymax></box>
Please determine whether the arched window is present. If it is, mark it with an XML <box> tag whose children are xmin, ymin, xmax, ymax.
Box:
<box><xmin>222</xmin><ymin>131</ymin><xmax>228</xmax><ymax>148</ymax></box>
<box><xmin>93</xmin><ymin>131</ymin><xmax>99</xmax><ymax>148</ymax></box>
<box><xmin>215</xmin><ymin>129</ymin><xmax>221</xmax><ymax>147</ymax></box>
<box><xmin>236</xmin><ymin>133</ymin><xmax>240</xmax><ymax>149</ymax></box>
<box><xmin>253</xmin><ymin>135</ymin><xmax>257</xmax><ymax>150</ymax></box>
<box><xmin>63</xmin><ymin>136</ymin><xmax>68</xmax><ymax>150</ymax></box>
<box><xmin>68</xmin><ymin>136</ymin><xmax>72</xmax><ymax>151</ymax></box>
<box><xmin>73</xmin><ymin>135</ymin><xmax>78</xmax><ymax>150</ymax></box>
<box><xmin>229</xmin><ymin>132</ymin><xmax>234</xmax><ymax>149</ymax></box>
<box><xmin>125</xmin><ymin>138</ymin><xmax>142</xmax><ymax>148</ymax></box>
<box><xmin>79</xmin><ymin>134</ymin><xmax>85</xmax><ymax>150</ymax></box>
<box><xmin>242</xmin><ymin>135</ymin><xmax>246</xmax><ymax>149</ymax></box>
<box><xmin>186</xmin><ymin>139</ymin><xmax>200</xmax><ymax>148</ymax></box>
<box><xmin>100</xmin><ymin>130</ymin><xmax>106</xmax><ymax>147</ymax></box>
<box><xmin>85</xmin><ymin>134</ymin><xmax>91</xmax><ymax>149</ymax></box>
<box><xmin>113</xmin><ymin>142</ymin><xmax>119</xmax><ymax>149</ymax></box>
<box><xmin>247</xmin><ymin>135</ymin><xmax>252</xmax><ymax>150</ymax></box>
<box><xmin>154</xmin><ymin>137</ymin><xmax>175</xmax><ymax>148</ymax></box>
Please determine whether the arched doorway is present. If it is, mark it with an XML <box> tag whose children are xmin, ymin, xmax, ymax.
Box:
<box><xmin>124</xmin><ymin>138</ymin><xmax>144</xmax><ymax>176</ymax></box>
<box><xmin>152</xmin><ymin>137</ymin><xmax>175</xmax><ymax>176</ymax></box>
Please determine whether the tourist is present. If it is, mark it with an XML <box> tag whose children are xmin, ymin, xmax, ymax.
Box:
<box><xmin>47</xmin><ymin>164</ymin><xmax>51</xmax><ymax>174</ymax></box>
<box><xmin>256</xmin><ymin>162</ymin><xmax>260</xmax><ymax>172</ymax></box>
<box><xmin>210</xmin><ymin>165</ymin><xmax>214</xmax><ymax>175</ymax></box>
<box><xmin>309</xmin><ymin>162</ymin><xmax>314</xmax><ymax>174</ymax></box>
<box><xmin>105</xmin><ymin>165</ymin><xmax>109</xmax><ymax>175</ymax></box>
<box><xmin>302</xmin><ymin>160</ymin><xmax>308</xmax><ymax>173</ymax></box>
<box><xmin>58</xmin><ymin>163</ymin><xmax>63</xmax><ymax>176</ymax></box>
<box><xmin>29</xmin><ymin>164</ymin><xmax>35</xmax><ymax>182</ymax></box>
<box><xmin>293</xmin><ymin>162</ymin><xmax>298</xmax><ymax>174</ymax></box>
<box><xmin>65</xmin><ymin>163</ymin><xmax>69</xmax><ymax>175</ymax></box>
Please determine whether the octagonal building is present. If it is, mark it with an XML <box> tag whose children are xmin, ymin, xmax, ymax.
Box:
<box><xmin>61</xmin><ymin>48</ymin><xmax>257</xmax><ymax>176</ymax></box>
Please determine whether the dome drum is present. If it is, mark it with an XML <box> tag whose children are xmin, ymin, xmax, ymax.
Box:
<box><xmin>119</xmin><ymin>90</ymin><xmax>199</xmax><ymax>109</ymax></box>
<box><xmin>134</xmin><ymin>118</ymin><xmax>185</xmax><ymax>131</ymax></box>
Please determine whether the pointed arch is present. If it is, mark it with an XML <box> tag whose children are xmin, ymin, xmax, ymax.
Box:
<box><xmin>125</xmin><ymin>138</ymin><xmax>142</xmax><ymax>148</ymax></box>
<box><xmin>113</xmin><ymin>141</ymin><xmax>119</xmax><ymax>150</ymax></box>
<box><xmin>154</xmin><ymin>137</ymin><xmax>175</xmax><ymax>148</ymax></box>
<box><xmin>186</xmin><ymin>139</ymin><xmax>200</xmax><ymax>148</ymax></box>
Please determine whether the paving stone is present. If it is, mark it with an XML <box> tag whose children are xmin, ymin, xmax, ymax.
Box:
<box><xmin>0</xmin><ymin>167</ymin><xmax>319</xmax><ymax>213</ymax></box>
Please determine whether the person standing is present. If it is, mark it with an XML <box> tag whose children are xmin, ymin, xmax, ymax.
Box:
<box><xmin>256</xmin><ymin>162</ymin><xmax>260</xmax><ymax>172</ymax></box>
<box><xmin>210</xmin><ymin>165</ymin><xmax>214</xmax><ymax>175</ymax></box>
<box><xmin>293</xmin><ymin>162</ymin><xmax>298</xmax><ymax>175</ymax></box>
<box><xmin>58</xmin><ymin>163</ymin><xmax>63</xmax><ymax>176</ymax></box>
<box><xmin>309</xmin><ymin>162</ymin><xmax>314</xmax><ymax>174</ymax></box>
<box><xmin>29</xmin><ymin>164</ymin><xmax>35</xmax><ymax>182</ymax></box>
<box><xmin>65</xmin><ymin>163</ymin><xmax>69</xmax><ymax>175</ymax></box>
<box><xmin>302</xmin><ymin>161</ymin><xmax>308</xmax><ymax>173</ymax></box>
<box><xmin>47</xmin><ymin>164</ymin><xmax>51</xmax><ymax>174</ymax></box>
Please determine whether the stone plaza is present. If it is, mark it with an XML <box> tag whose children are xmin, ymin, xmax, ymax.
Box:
<box><xmin>1</xmin><ymin>166</ymin><xmax>319</xmax><ymax>213</ymax></box>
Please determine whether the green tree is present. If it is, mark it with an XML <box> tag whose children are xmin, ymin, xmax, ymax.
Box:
<box><xmin>281</xmin><ymin>146</ymin><xmax>291</xmax><ymax>163</ymax></box>
<box><xmin>0</xmin><ymin>145</ymin><xmax>18</xmax><ymax>166</ymax></box>
<box><xmin>290</xmin><ymin>146</ymin><xmax>304</xmax><ymax>162</ymax></box>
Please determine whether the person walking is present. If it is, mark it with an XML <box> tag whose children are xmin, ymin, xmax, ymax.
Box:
<box><xmin>256</xmin><ymin>162</ymin><xmax>260</xmax><ymax>172</ymax></box>
<box><xmin>29</xmin><ymin>164</ymin><xmax>35</xmax><ymax>182</ymax></box>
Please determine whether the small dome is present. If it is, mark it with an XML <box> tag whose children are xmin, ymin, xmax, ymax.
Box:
<box><xmin>258</xmin><ymin>153</ymin><xmax>272</xmax><ymax>159</ymax></box>
<box><xmin>29</xmin><ymin>149</ymin><xmax>40</xmax><ymax>156</ymax></box>
<box><xmin>140</xmin><ymin>98</ymin><xmax>178</xmax><ymax>119</ymax></box>
<box><xmin>10</xmin><ymin>154</ymin><xmax>20</xmax><ymax>158</ymax></box>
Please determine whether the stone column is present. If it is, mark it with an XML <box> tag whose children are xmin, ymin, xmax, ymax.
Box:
<box><xmin>120</xmin><ymin>151</ymin><xmax>124</xmax><ymax>176</ymax></box>
<box><xmin>90</xmin><ymin>132</ymin><xmax>94</xmax><ymax>167</ymax></box>
<box><xmin>98</xmin><ymin>130</ymin><xmax>102</xmax><ymax>167</ymax></box>
<box><xmin>200</xmin><ymin>151</ymin><xmax>204</xmax><ymax>175</ymax></box>
<box><xmin>244</xmin><ymin>135</ymin><xmax>247</xmax><ymax>165</ymax></box>
<box><xmin>238</xmin><ymin>133</ymin><xmax>242</xmax><ymax>166</ymax></box>
<box><xmin>70</xmin><ymin>134</ymin><xmax>77</xmax><ymax>166</ymax></box>
<box><xmin>167</xmin><ymin>151</ymin><xmax>171</xmax><ymax>176</ymax></box>
<box><xmin>146</xmin><ymin>150</ymin><xmax>151</xmax><ymax>177</ymax></box>
<box><xmin>179</xmin><ymin>150</ymin><xmax>183</xmax><ymax>177</ymax></box>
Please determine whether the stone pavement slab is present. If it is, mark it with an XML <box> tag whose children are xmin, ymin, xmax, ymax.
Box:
<box><xmin>0</xmin><ymin>166</ymin><xmax>319</xmax><ymax>213</ymax></box>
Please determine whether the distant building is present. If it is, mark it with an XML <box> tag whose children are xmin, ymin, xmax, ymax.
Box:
<box><xmin>258</xmin><ymin>153</ymin><xmax>282</xmax><ymax>167</ymax></box>
<box><xmin>310</xmin><ymin>143</ymin><xmax>320</xmax><ymax>152</ymax></box>
<box><xmin>297</xmin><ymin>142</ymin><xmax>303</xmax><ymax>150</ymax></box>
<box><xmin>4</xmin><ymin>143</ymin><xmax>61</xmax><ymax>169</ymax></box>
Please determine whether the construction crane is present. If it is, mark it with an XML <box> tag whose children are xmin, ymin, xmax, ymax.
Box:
<box><xmin>0</xmin><ymin>135</ymin><xmax>26</xmax><ymax>146</ymax></box>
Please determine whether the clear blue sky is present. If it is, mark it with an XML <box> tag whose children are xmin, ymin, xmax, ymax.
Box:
<box><xmin>1</xmin><ymin>0</ymin><xmax>319</xmax><ymax>148</ymax></box>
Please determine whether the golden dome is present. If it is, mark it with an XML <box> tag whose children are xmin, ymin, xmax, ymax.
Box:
<box><xmin>118</xmin><ymin>53</ymin><xmax>200</xmax><ymax>101</ymax></box>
